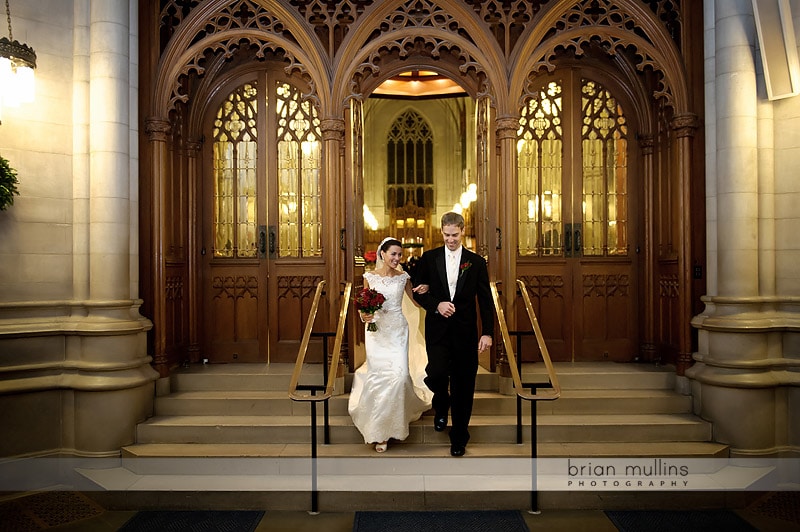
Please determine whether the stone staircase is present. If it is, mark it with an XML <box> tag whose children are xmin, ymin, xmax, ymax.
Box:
<box><xmin>77</xmin><ymin>362</ymin><xmax>740</xmax><ymax>511</ymax></box>
<box><xmin>123</xmin><ymin>362</ymin><xmax>724</xmax><ymax>459</ymax></box>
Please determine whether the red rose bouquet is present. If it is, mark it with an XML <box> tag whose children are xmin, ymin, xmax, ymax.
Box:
<box><xmin>354</xmin><ymin>287</ymin><xmax>385</xmax><ymax>332</ymax></box>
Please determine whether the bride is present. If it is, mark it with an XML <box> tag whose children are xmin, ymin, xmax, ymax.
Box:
<box><xmin>348</xmin><ymin>237</ymin><xmax>433</xmax><ymax>452</ymax></box>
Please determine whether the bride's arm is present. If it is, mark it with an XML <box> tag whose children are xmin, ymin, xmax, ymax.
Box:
<box><xmin>405</xmin><ymin>279</ymin><xmax>428</xmax><ymax>307</ymax></box>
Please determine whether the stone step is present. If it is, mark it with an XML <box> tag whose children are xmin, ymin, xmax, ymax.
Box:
<box><xmin>88</xmin><ymin>442</ymin><xmax>756</xmax><ymax>513</ymax></box>
<box><xmin>116</xmin><ymin>442</ymin><xmax>731</xmax><ymax>482</ymax></box>
<box><xmin>167</xmin><ymin>362</ymin><xmax>676</xmax><ymax>393</ymax></box>
<box><xmin>135</xmin><ymin>413</ymin><xmax>712</xmax><ymax>445</ymax></box>
<box><xmin>519</xmin><ymin>363</ymin><xmax>676</xmax><ymax>390</ymax></box>
<box><xmin>122</xmin><ymin>441</ymin><xmax>730</xmax><ymax>459</ymax></box>
<box><xmin>170</xmin><ymin>368</ymin><xmax>499</xmax><ymax>392</ymax></box>
<box><xmin>155</xmin><ymin>389</ymin><xmax>691</xmax><ymax>417</ymax></box>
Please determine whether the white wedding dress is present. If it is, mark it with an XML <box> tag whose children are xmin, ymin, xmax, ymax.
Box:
<box><xmin>348</xmin><ymin>271</ymin><xmax>432</xmax><ymax>444</ymax></box>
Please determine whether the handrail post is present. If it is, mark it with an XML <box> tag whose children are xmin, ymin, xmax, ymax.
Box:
<box><xmin>516</xmin><ymin>332</ymin><xmax>523</xmax><ymax>444</ymax></box>
<box><xmin>322</xmin><ymin>334</ymin><xmax>330</xmax><ymax>445</ymax></box>
<box><xmin>310</xmin><ymin>389</ymin><xmax>319</xmax><ymax>514</ymax></box>
<box><xmin>529</xmin><ymin>385</ymin><xmax>539</xmax><ymax>514</ymax></box>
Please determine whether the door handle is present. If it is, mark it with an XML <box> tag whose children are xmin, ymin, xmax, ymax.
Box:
<box><xmin>564</xmin><ymin>223</ymin><xmax>572</xmax><ymax>257</ymax></box>
<box><xmin>268</xmin><ymin>226</ymin><xmax>276</xmax><ymax>258</ymax></box>
<box><xmin>258</xmin><ymin>225</ymin><xmax>267</xmax><ymax>258</ymax></box>
<box><xmin>258</xmin><ymin>225</ymin><xmax>267</xmax><ymax>259</ymax></box>
<box><xmin>564</xmin><ymin>223</ymin><xmax>581</xmax><ymax>257</ymax></box>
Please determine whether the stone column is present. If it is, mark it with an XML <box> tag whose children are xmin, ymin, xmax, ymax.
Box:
<box><xmin>69</xmin><ymin>0</ymin><xmax>156</xmax><ymax>455</ymax></box>
<box><xmin>89</xmin><ymin>0</ymin><xmax>132</xmax><ymax>301</ymax></box>
<box><xmin>756</xmin><ymin>86</ymin><xmax>775</xmax><ymax>297</ymax></box>
<box><xmin>73</xmin><ymin>0</ymin><xmax>90</xmax><ymax>302</ymax></box>
<box><xmin>687</xmin><ymin>0</ymin><xmax>797</xmax><ymax>456</ymax></box>
<box><xmin>713</xmin><ymin>0</ymin><xmax>759</xmax><ymax>298</ymax></box>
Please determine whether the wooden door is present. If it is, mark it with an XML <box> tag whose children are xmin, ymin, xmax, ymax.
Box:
<box><xmin>201</xmin><ymin>74</ymin><xmax>325</xmax><ymax>363</ymax></box>
<box><xmin>517</xmin><ymin>70</ymin><xmax>638</xmax><ymax>362</ymax></box>
<box><xmin>202</xmin><ymin>81</ymin><xmax>268</xmax><ymax>362</ymax></box>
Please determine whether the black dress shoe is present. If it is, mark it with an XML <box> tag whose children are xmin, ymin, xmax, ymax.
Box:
<box><xmin>434</xmin><ymin>416</ymin><xmax>447</xmax><ymax>432</ymax></box>
<box><xmin>450</xmin><ymin>444</ymin><xmax>465</xmax><ymax>457</ymax></box>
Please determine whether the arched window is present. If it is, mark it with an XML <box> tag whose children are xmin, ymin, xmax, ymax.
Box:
<box><xmin>211</xmin><ymin>79</ymin><xmax>322</xmax><ymax>259</ymax></box>
<box><xmin>581</xmin><ymin>79</ymin><xmax>628</xmax><ymax>256</ymax></box>
<box><xmin>517</xmin><ymin>76</ymin><xmax>628</xmax><ymax>257</ymax></box>
<box><xmin>517</xmin><ymin>80</ymin><xmax>563</xmax><ymax>257</ymax></box>
<box><xmin>212</xmin><ymin>83</ymin><xmax>258</xmax><ymax>258</ymax></box>
<box><xmin>386</xmin><ymin>110</ymin><xmax>434</xmax><ymax>210</ymax></box>
<box><xmin>276</xmin><ymin>82</ymin><xmax>322</xmax><ymax>258</ymax></box>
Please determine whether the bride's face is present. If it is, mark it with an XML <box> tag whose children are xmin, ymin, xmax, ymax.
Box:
<box><xmin>382</xmin><ymin>245</ymin><xmax>403</xmax><ymax>269</ymax></box>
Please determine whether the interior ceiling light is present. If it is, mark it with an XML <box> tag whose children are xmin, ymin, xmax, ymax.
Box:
<box><xmin>0</xmin><ymin>0</ymin><xmax>36</xmax><ymax>123</ymax></box>
<box><xmin>374</xmin><ymin>70</ymin><xmax>466</xmax><ymax>98</ymax></box>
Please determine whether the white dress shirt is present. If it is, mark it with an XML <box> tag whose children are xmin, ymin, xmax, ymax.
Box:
<box><xmin>446</xmin><ymin>246</ymin><xmax>462</xmax><ymax>300</ymax></box>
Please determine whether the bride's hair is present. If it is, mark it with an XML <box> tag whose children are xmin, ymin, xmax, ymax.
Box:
<box><xmin>376</xmin><ymin>237</ymin><xmax>403</xmax><ymax>269</ymax></box>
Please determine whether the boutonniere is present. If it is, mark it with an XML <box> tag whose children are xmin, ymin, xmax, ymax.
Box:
<box><xmin>459</xmin><ymin>261</ymin><xmax>472</xmax><ymax>278</ymax></box>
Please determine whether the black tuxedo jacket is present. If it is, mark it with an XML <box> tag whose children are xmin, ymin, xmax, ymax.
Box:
<box><xmin>412</xmin><ymin>246</ymin><xmax>494</xmax><ymax>348</ymax></box>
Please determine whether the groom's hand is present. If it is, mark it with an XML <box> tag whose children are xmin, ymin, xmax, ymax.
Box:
<box><xmin>412</xmin><ymin>284</ymin><xmax>429</xmax><ymax>294</ymax></box>
<box><xmin>437</xmin><ymin>301</ymin><xmax>456</xmax><ymax>318</ymax></box>
<box><xmin>478</xmin><ymin>335</ymin><xmax>492</xmax><ymax>352</ymax></box>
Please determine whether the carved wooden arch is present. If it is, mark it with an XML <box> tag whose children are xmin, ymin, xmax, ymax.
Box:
<box><xmin>520</xmin><ymin>59</ymin><xmax>650</xmax><ymax>138</ymax></box>
<box><xmin>150</xmin><ymin>0</ymin><xmax>331</xmax><ymax>119</ymax></box>
<box><xmin>187</xmin><ymin>61</ymin><xmax>317</xmax><ymax>135</ymax></box>
<box><xmin>329</xmin><ymin>0</ymin><xmax>508</xmax><ymax>111</ymax></box>
<box><xmin>508</xmin><ymin>0</ymin><xmax>690</xmax><ymax>116</ymax></box>
<box><xmin>520</xmin><ymin>50</ymin><xmax>656</xmax><ymax>136</ymax></box>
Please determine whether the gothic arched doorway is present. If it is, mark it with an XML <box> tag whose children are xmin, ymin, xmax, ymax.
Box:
<box><xmin>200</xmin><ymin>69</ymin><xmax>327</xmax><ymax>363</ymax></box>
<box><xmin>515</xmin><ymin>67</ymin><xmax>643</xmax><ymax>362</ymax></box>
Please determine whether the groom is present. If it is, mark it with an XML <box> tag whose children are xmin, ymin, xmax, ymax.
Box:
<box><xmin>412</xmin><ymin>211</ymin><xmax>494</xmax><ymax>456</ymax></box>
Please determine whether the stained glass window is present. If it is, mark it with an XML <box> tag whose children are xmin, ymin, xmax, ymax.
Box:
<box><xmin>517</xmin><ymin>81</ymin><xmax>563</xmax><ymax>257</ymax></box>
<box><xmin>387</xmin><ymin>110</ymin><xmax>434</xmax><ymax>210</ymax></box>
<box><xmin>276</xmin><ymin>82</ymin><xmax>322</xmax><ymax>258</ymax></box>
<box><xmin>212</xmin><ymin>83</ymin><xmax>258</xmax><ymax>258</ymax></box>
<box><xmin>581</xmin><ymin>79</ymin><xmax>628</xmax><ymax>256</ymax></box>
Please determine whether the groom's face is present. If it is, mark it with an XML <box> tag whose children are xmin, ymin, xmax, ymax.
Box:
<box><xmin>441</xmin><ymin>224</ymin><xmax>464</xmax><ymax>251</ymax></box>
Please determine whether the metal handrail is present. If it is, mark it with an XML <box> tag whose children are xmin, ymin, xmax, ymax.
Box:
<box><xmin>288</xmin><ymin>279</ymin><xmax>326</xmax><ymax>400</ymax></box>
<box><xmin>490</xmin><ymin>279</ymin><xmax>560</xmax><ymax>515</ymax></box>
<box><xmin>489</xmin><ymin>281</ymin><xmax>560</xmax><ymax>401</ymax></box>
<box><xmin>516</xmin><ymin>278</ymin><xmax>561</xmax><ymax>400</ymax></box>
<box><xmin>287</xmin><ymin>279</ymin><xmax>352</xmax><ymax>514</ymax></box>
<box><xmin>288</xmin><ymin>281</ymin><xmax>352</xmax><ymax>402</ymax></box>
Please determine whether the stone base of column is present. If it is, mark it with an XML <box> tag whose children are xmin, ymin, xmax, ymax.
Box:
<box><xmin>0</xmin><ymin>300</ymin><xmax>157</xmax><ymax>457</ymax></box>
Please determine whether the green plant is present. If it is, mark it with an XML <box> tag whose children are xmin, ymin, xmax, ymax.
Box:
<box><xmin>0</xmin><ymin>155</ymin><xmax>20</xmax><ymax>211</ymax></box>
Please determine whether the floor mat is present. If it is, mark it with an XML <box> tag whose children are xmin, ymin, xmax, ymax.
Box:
<box><xmin>0</xmin><ymin>491</ymin><xmax>104</xmax><ymax>531</ymax></box>
<box><xmin>119</xmin><ymin>510</ymin><xmax>264</xmax><ymax>532</ymax></box>
<box><xmin>747</xmin><ymin>491</ymin><xmax>800</xmax><ymax>526</ymax></box>
<box><xmin>604</xmin><ymin>510</ymin><xmax>758</xmax><ymax>532</ymax></box>
<box><xmin>352</xmin><ymin>510</ymin><xmax>530</xmax><ymax>532</ymax></box>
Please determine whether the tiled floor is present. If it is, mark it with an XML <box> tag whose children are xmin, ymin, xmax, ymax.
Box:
<box><xmin>0</xmin><ymin>491</ymin><xmax>796</xmax><ymax>531</ymax></box>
